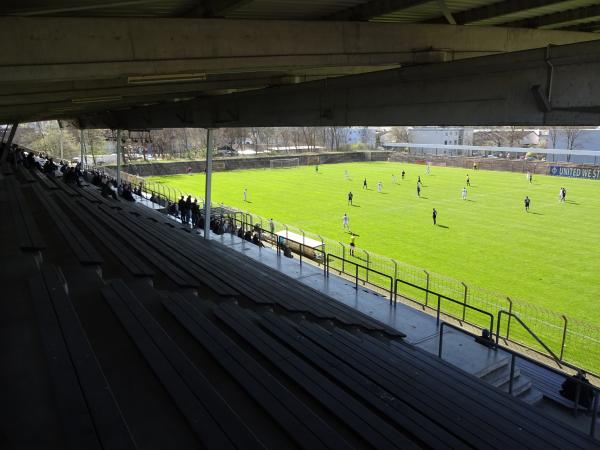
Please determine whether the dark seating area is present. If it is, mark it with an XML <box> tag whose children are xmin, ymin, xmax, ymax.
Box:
<box><xmin>1</xmin><ymin>151</ymin><xmax>599</xmax><ymax>449</ymax></box>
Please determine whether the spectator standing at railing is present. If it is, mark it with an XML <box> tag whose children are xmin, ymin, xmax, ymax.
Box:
<box><xmin>349</xmin><ymin>234</ymin><xmax>356</xmax><ymax>256</ymax></box>
<box><xmin>185</xmin><ymin>196</ymin><xmax>192</xmax><ymax>223</ymax></box>
<box><xmin>191</xmin><ymin>200</ymin><xmax>200</xmax><ymax>227</ymax></box>
<box><xmin>177</xmin><ymin>196</ymin><xmax>185</xmax><ymax>220</ymax></box>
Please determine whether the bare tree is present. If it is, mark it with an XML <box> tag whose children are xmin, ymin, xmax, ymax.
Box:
<box><xmin>564</xmin><ymin>127</ymin><xmax>583</xmax><ymax>162</ymax></box>
<box><xmin>387</xmin><ymin>126</ymin><xmax>410</xmax><ymax>143</ymax></box>
<box><xmin>548</xmin><ymin>127</ymin><xmax>560</xmax><ymax>149</ymax></box>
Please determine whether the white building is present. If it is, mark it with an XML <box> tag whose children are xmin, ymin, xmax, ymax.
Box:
<box><xmin>406</xmin><ymin>127</ymin><xmax>473</xmax><ymax>155</ymax></box>
<box><xmin>408</xmin><ymin>127</ymin><xmax>473</xmax><ymax>146</ymax></box>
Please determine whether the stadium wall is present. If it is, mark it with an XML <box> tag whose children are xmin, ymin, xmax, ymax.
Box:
<box><xmin>108</xmin><ymin>151</ymin><xmax>392</xmax><ymax>177</ymax></box>
<box><xmin>388</xmin><ymin>153</ymin><xmax>599</xmax><ymax>176</ymax></box>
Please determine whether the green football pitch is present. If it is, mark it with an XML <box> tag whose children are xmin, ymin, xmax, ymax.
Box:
<box><xmin>147</xmin><ymin>161</ymin><xmax>600</xmax><ymax>325</ymax></box>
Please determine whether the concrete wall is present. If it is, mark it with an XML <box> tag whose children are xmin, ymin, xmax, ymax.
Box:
<box><xmin>388</xmin><ymin>152</ymin><xmax>596</xmax><ymax>176</ymax></box>
<box><xmin>109</xmin><ymin>151</ymin><xmax>392</xmax><ymax>177</ymax></box>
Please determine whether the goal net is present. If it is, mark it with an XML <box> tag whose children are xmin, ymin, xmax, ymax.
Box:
<box><xmin>270</xmin><ymin>158</ymin><xmax>300</xmax><ymax>169</ymax></box>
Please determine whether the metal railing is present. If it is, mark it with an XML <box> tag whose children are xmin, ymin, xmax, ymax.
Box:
<box><xmin>121</xmin><ymin>168</ymin><xmax>600</xmax><ymax>377</ymax></box>
<box><xmin>326</xmin><ymin>253</ymin><xmax>394</xmax><ymax>302</ymax></box>
<box><xmin>394</xmin><ymin>277</ymin><xmax>495</xmax><ymax>334</ymax></box>
<box><xmin>439</xmin><ymin>321</ymin><xmax>600</xmax><ymax>437</ymax></box>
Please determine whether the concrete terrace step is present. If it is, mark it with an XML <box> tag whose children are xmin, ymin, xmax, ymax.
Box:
<box><xmin>482</xmin><ymin>363</ymin><xmax>521</xmax><ymax>388</ymax></box>
<box><xmin>499</xmin><ymin>375</ymin><xmax>533</xmax><ymax>397</ymax></box>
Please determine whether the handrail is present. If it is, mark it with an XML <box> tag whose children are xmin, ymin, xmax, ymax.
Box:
<box><xmin>326</xmin><ymin>253</ymin><xmax>394</xmax><ymax>303</ymax></box>
<box><xmin>496</xmin><ymin>310</ymin><xmax>564</xmax><ymax>370</ymax></box>
<box><xmin>395</xmin><ymin>277</ymin><xmax>494</xmax><ymax>333</ymax></box>
<box><xmin>440</xmin><ymin>321</ymin><xmax>599</xmax><ymax>435</ymax></box>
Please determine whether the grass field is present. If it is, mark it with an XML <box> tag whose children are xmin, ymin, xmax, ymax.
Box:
<box><xmin>148</xmin><ymin>162</ymin><xmax>600</xmax><ymax>326</ymax></box>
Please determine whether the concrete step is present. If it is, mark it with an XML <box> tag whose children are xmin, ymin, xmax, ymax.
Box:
<box><xmin>481</xmin><ymin>363</ymin><xmax>521</xmax><ymax>388</ymax></box>
<box><xmin>518</xmin><ymin>387</ymin><xmax>544</xmax><ymax>406</ymax></box>
<box><xmin>498</xmin><ymin>374</ymin><xmax>532</xmax><ymax>397</ymax></box>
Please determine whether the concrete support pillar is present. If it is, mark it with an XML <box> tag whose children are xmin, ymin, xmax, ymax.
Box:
<box><xmin>6</xmin><ymin>122</ymin><xmax>18</xmax><ymax>146</ymax></box>
<box><xmin>116</xmin><ymin>129</ymin><xmax>121</xmax><ymax>185</ymax></box>
<box><xmin>204</xmin><ymin>128</ymin><xmax>214</xmax><ymax>240</ymax></box>
<box><xmin>1</xmin><ymin>122</ymin><xmax>18</xmax><ymax>164</ymax></box>
<box><xmin>80</xmin><ymin>129</ymin><xmax>84</xmax><ymax>168</ymax></box>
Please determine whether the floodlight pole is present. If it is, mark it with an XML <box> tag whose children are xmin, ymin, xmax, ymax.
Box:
<box><xmin>204</xmin><ymin>128</ymin><xmax>214</xmax><ymax>240</ymax></box>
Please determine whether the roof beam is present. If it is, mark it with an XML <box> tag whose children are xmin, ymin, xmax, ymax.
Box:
<box><xmin>503</xmin><ymin>4</ymin><xmax>600</xmax><ymax>28</ymax></box>
<box><xmin>197</xmin><ymin>0</ymin><xmax>254</xmax><ymax>17</ymax></box>
<box><xmin>70</xmin><ymin>40</ymin><xmax>600</xmax><ymax>128</ymax></box>
<box><xmin>1</xmin><ymin>0</ymin><xmax>168</xmax><ymax>16</ymax></box>
<box><xmin>327</xmin><ymin>0</ymin><xmax>431</xmax><ymax>21</ymax></box>
<box><xmin>561</xmin><ymin>20</ymin><xmax>600</xmax><ymax>32</ymax></box>
<box><xmin>427</xmin><ymin>0</ymin><xmax>565</xmax><ymax>25</ymax></box>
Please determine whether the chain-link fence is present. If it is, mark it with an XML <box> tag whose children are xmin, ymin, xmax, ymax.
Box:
<box><xmin>131</xmin><ymin>174</ymin><xmax>600</xmax><ymax>376</ymax></box>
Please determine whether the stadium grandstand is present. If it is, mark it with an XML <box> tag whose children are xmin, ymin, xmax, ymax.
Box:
<box><xmin>3</xmin><ymin>0</ymin><xmax>600</xmax><ymax>448</ymax></box>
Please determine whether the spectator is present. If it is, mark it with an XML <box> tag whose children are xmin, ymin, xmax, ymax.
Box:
<box><xmin>191</xmin><ymin>200</ymin><xmax>200</xmax><ymax>227</ymax></box>
<box><xmin>177</xmin><ymin>196</ymin><xmax>186</xmax><ymax>221</ymax></box>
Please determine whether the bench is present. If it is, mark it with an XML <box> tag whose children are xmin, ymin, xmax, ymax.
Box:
<box><xmin>29</xmin><ymin>266</ymin><xmax>136</xmax><ymax>450</ymax></box>
<box><xmin>4</xmin><ymin>178</ymin><xmax>46</xmax><ymax>250</ymax></box>
<box><xmin>259</xmin><ymin>312</ymin><xmax>465</xmax><ymax>450</ymax></box>
<box><xmin>50</xmin><ymin>192</ymin><xmax>154</xmax><ymax>277</ymax></box>
<box><xmin>16</xmin><ymin>165</ymin><xmax>36</xmax><ymax>183</ymax></box>
<box><xmin>109</xmin><ymin>208</ymin><xmax>239</xmax><ymax>297</ymax></box>
<box><xmin>214</xmin><ymin>303</ymin><xmax>419</xmax><ymax>450</ymax></box>
<box><xmin>122</xmin><ymin>208</ymin><xmax>399</xmax><ymax>333</ymax></box>
<box><xmin>291</xmin><ymin>318</ymin><xmax>515</xmax><ymax>449</ymax></box>
<box><xmin>375</xmin><ymin>334</ymin><xmax>597</xmax><ymax>449</ymax></box>
<box><xmin>53</xmin><ymin>178</ymin><xmax>81</xmax><ymax>197</ymax></box>
<box><xmin>31</xmin><ymin>185</ymin><xmax>103</xmax><ymax>265</ymax></box>
<box><xmin>77</xmin><ymin>199</ymin><xmax>197</xmax><ymax>288</ymax></box>
<box><xmin>32</xmin><ymin>169</ymin><xmax>59</xmax><ymax>190</ymax></box>
<box><xmin>101</xmin><ymin>280</ymin><xmax>264</xmax><ymax>450</ymax></box>
<box><xmin>162</xmin><ymin>294</ymin><xmax>350</xmax><ymax>450</ymax></box>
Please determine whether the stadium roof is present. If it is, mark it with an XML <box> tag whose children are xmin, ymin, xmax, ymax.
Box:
<box><xmin>3</xmin><ymin>0</ymin><xmax>600</xmax><ymax>126</ymax></box>
<box><xmin>2</xmin><ymin>0</ymin><xmax>600</xmax><ymax>28</ymax></box>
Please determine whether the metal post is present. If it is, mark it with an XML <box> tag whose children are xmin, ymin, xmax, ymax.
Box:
<box><xmin>508</xmin><ymin>354</ymin><xmax>516</xmax><ymax>395</ymax></box>
<box><xmin>355</xmin><ymin>264</ymin><xmax>359</xmax><ymax>290</ymax></box>
<box><xmin>392</xmin><ymin>259</ymin><xmax>398</xmax><ymax>301</ymax></box>
<box><xmin>590</xmin><ymin>392</ymin><xmax>599</xmax><ymax>437</ymax></box>
<box><xmin>438</xmin><ymin>325</ymin><xmax>444</xmax><ymax>358</ymax></box>
<box><xmin>506</xmin><ymin>297</ymin><xmax>513</xmax><ymax>340</ymax></box>
<box><xmin>436</xmin><ymin>295</ymin><xmax>441</xmax><ymax>325</ymax></box>
<box><xmin>300</xmin><ymin>230</ymin><xmax>305</xmax><ymax>265</ymax></box>
<box><xmin>59</xmin><ymin>126</ymin><xmax>64</xmax><ymax>161</ymax></box>
<box><xmin>461</xmin><ymin>282</ymin><xmax>468</xmax><ymax>321</ymax></box>
<box><xmin>116</xmin><ymin>130</ymin><xmax>122</xmax><ymax>185</ymax></box>
<box><xmin>424</xmin><ymin>270</ymin><xmax>430</xmax><ymax>307</ymax></box>
<box><xmin>364</xmin><ymin>250</ymin><xmax>370</xmax><ymax>283</ymax></box>
<box><xmin>560</xmin><ymin>315</ymin><xmax>568</xmax><ymax>361</ymax></box>
<box><xmin>339</xmin><ymin>242</ymin><xmax>346</xmax><ymax>273</ymax></box>
<box><xmin>204</xmin><ymin>128</ymin><xmax>214</xmax><ymax>240</ymax></box>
